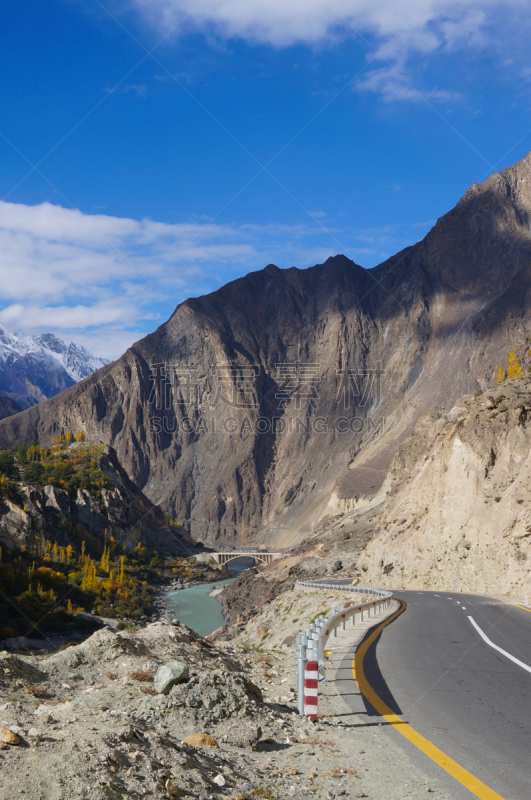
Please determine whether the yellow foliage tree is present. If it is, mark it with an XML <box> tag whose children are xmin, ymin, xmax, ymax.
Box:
<box><xmin>497</xmin><ymin>363</ymin><xmax>505</xmax><ymax>383</ymax></box>
<box><xmin>508</xmin><ymin>349</ymin><xmax>523</xmax><ymax>379</ymax></box>
<box><xmin>100</xmin><ymin>545</ymin><xmax>110</xmax><ymax>573</ymax></box>
<box><xmin>66</xmin><ymin>544</ymin><xmax>74</xmax><ymax>561</ymax></box>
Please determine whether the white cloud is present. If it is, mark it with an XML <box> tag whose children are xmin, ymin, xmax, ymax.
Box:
<box><xmin>356</xmin><ymin>66</ymin><xmax>462</xmax><ymax>104</ymax></box>
<box><xmin>0</xmin><ymin>200</ymin><xmax>343</xmax><ymax>359</ymax></box>
<box><xmin>123</xmin><ymin>0</ymin><xmax>530</xmax><ymax>101</ymax></box>
<box><xmin>126</xmin><ymin>0</ymin><xmax>527</xmax><ymax>47</ymax></box>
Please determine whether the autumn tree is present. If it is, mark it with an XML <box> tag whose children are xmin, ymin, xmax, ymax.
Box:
<box><xmin>497</xmin><ymin>363</ymin><xmax>505</xmax><ymax>383</ymax></box>
<box><xmin>508</xmin><ymin>349</ymin><xmax>523</xmax><ymax>379</ymax></box>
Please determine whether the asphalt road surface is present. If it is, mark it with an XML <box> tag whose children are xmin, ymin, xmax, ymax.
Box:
<box><xmin>339</xmin><ymin>591</ymin><xmax>531</xmax><ymax>800</ymax></box>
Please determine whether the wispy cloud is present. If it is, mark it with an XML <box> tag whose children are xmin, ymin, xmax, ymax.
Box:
<box><xmin>105</xmin><ymin>83</ymin><xmax>148</xmax><ymax>97</ymax></box>
<box><xmin>122</xmin><ymin>0</ymin><xmax>530</xmax><ymax>102</ymax></box>
<box><xmin>356</xmin><ymin>66</ymin><xmax>462</xmax><ymax>104</ymax></box>
<box><xmin>0</xmin><ymin>201</ymin><xmax>343</xmax><ymax>358</ymax></box>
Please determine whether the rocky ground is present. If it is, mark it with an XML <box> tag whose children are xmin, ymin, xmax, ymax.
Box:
<box><xmin>0</xmin><ymin>598</ymin><xmax>455</xmax><ymax>800</ymax></box>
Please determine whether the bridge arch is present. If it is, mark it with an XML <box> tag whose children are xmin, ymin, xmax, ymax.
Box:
<box><xmin>217</xmin><ymin>552</ymin><xmax>273</xmax><ymax>567</ymax></box>
<box><xmin>195</xmin><ymin>550</ymin><xmax>283</xmax><ymax>568</ymax></box>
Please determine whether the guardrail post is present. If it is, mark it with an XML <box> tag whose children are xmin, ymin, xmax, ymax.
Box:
<box><xmin>293</xmin><ymin>581</ymin><xmax>393</xmax><ymax>700</ymax></box>
<box><xmin>302</xmin><ymin>628</ymin><xmax>312</xmax><ymax>659</ymax></box>
<box><xmin>340</xmin><ymin>605</ymin><xmax>346</xmax><ymax>630</ymax></box>
<box><xmin>304</xmin><ymin>660</ymin><xmax>319</xmax><ymax>720</ymax></box>
<box><xmin>297</xmin><ymin>638</ymin><xmax>308</xmax><ymax>714</ymax></box>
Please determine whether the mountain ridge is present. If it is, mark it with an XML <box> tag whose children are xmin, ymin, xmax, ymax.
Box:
<box><xmin>2</xmin><ymin>152</ymin><xmax>531</xmax><ymax>546</ymax></box>
<box><xmin>0</xmin><ymin>326</ymin><xmax>109</xmax><ymax>408</ymax></box>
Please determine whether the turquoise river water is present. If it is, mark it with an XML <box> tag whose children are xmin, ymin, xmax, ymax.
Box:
<box><xmin>164</xmin><ymin>576</ymin><xmax>237</xmax><ymax>637</ymax></box>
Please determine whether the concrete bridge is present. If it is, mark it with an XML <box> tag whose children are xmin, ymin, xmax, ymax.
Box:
<box><xmin>196</xmin><ymin>550</ymin><xmax>283</xmax><ymax>567</ymax></box>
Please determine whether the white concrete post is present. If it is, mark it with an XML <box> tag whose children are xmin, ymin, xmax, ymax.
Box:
<box><xmin>297</xmin><ymin>638</ymin><xmax>308</xmax><ymax>714</ymax></box>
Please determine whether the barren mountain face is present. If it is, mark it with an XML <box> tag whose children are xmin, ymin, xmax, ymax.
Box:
<box><xmin>361</xmin><ymin>378</ymin><xmax>531</xmax><ymax>595</ymax></box>
<box><xmin>2</xmin><ymin>153</ymin><xmax>531</xmax><ymax>547</ymax></box>
<box><xmin>0</xmin><ymin>395</ymin><xmax>22</xmax><ymax>420</ymax></box>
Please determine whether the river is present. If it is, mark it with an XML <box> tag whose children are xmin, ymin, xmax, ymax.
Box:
<box><xmin>164</xmin><ymin>575</ymin><xmax>237</xmax><ymax>637</ymax></box>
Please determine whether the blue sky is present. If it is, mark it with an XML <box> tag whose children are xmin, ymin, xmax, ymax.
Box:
<box><xmin>1</xmin><ymin>0</ymin><xmax>531</xmax><ymax>357</ymax></box>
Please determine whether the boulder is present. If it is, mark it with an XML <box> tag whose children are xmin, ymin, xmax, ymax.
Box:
<box><xmin>165</xmin><ymin>778</ymin><xmax>179</xmax><ymax>796</ymax></box>
<box><xmin>154</xmin><ymin>661</ymin><xmax>189</xmax><ymax>694</ymax></box>
<box><xmin>0</xmin><ymin>727</ymin><xmax>20</xmax><ymax>745</ymax></box>
<box><xmin>184</xmin><ymin>733</ymin><xmax>219</xmax><ymax>747</ymax></box>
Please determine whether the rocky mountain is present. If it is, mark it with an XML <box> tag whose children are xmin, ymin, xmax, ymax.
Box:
<box><xmin>2</xmin><ymin>151</ymin><xmax>531</xmax><ymax>547</ymax></box>
<box><xmin>360</xmin><ymin>377</ymin><xmax>531</xmax><ymax>595</ymax></box>
<box><xmin>0</xmin><ymin>444</ymin><xmax>194</xmax><ymax>556</ymax></box>
<box><xmin>0</xmin><ymin>394</ymin><xmax>22</xmax><ymax>420</ymax></box>
<box><xmin>0</xmin><ymin>327</ymin><xmax>109</xmax><ymax>408</ymax></box>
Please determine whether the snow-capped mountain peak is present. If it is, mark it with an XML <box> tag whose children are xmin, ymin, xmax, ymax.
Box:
<box><xmin>0</xmin><ymin>327</ymin><xmax>109</xmax><ymax>408</ymax></box>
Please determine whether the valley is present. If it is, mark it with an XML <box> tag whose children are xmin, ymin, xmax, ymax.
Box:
<box><xmin>3</xmin><ymin>151</ymin><xmax>531</xmax><ymax>800</ymax></box>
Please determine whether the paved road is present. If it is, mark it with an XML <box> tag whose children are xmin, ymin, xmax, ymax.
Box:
<box><xmin>338</xmin><ymin>591</ymin><xmax>531</xmax><ymax>800</ymax></box>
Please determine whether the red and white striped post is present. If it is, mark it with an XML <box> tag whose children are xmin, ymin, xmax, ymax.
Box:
<box><xmin>304</xmin><ymin>659</ymin><xmax>319</xmax><ymax>720</ymax></box>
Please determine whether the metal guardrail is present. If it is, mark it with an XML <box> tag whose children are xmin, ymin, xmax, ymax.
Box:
<box><xmin>296</xmin><ymin>580</ymin><xmax>391</xmax><ymax>598</ymax></box>
<box><xmin>295</xmin><ymin>579</ymin><xmax>393</xmax><ymax>715</ymax></box>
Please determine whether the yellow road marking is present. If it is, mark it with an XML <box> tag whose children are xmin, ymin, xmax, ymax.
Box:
<box><xmin>492</xmin><ymin>595</ymin><xmax>531</xmax><ymax>615</ymax></box>
<box><xmin>352</xmin><ymin>600</ymin><xmax>506</xmax><ymax>800</ymax></box>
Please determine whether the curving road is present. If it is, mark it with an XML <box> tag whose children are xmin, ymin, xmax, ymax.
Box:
<box><xmin>338</xmin><ymin>591</ymin><xmax>531</xmax><ymax>800</ymax></box>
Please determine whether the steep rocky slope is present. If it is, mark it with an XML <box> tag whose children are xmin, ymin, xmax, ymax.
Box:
<box><xmin>0</xmin><ymin>395</ymin><xmax>21</xmax><ymax>421</ymax></box>
<box><xmin>0</xmin><ymin>445</ymin><xmax>193</xmax><ymax>556</ymax></box>
<box><xmin>3</xmin><ymin>153</ymin><xmax>531</xmax><ymax>546</ymax></box>
<box><xmin>361</xmin><ymin>377</ymin><xmax>531</xmax><ymax>595</ymax></box>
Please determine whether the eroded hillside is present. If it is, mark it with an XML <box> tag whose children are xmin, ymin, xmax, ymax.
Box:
<box><xmin>361</xmin><ymin>377</ymin><xmax>531</xmax><ymax>594</ymax></box>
